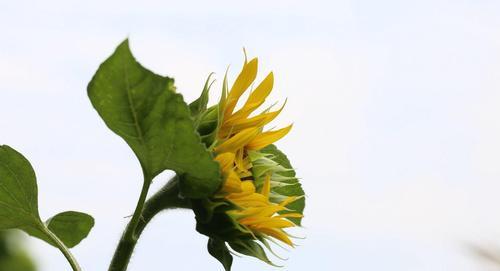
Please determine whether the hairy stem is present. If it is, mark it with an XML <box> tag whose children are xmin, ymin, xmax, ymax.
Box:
<box><xmin>108</xmin><ymin>175</ymin><xmax>190</xmax><ymax>271</ymax></box>
<box><xmin>40</xmin><ymin>223</ymin><xmax>81</xmax><ymax>271</ymax></box>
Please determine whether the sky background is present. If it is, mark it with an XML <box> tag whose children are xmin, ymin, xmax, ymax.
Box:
<box><xmin>1</xmin><ymin>0</ymin><xmax>500</xmax><ymax>270</ymax></box>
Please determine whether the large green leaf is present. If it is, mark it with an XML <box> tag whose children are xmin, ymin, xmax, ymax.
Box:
<box><xmin>0</xmin><ymin>145</ymin><xmax>94</xmax><ymax>252</ymax></box>
<box><xmin>261</xmin><ymin>145</ymin><xmax>305</xmax><ymax>225</ymax></box>
<box><xmin>87</xmin><ymin>40</ymin><xmax>221</xmax><ymax>198</ymax></box>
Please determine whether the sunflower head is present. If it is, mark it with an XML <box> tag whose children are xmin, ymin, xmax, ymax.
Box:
<box><xmin>191</xmin><ymin>54</ymin><xmax>305</xmax><ymax>270</ymax></box>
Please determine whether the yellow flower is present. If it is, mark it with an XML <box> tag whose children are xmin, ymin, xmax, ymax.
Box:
<box><xmin>214</xmin><ymin>58</ymin><xmax>292</xmax><ymax>155</ymax></box>
<box><xmin>211</xmin><ymin>56</ymin><xmax>301</xmax><ymax>248</ymax></box>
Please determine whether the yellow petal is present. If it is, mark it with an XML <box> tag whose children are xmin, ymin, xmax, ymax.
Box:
<box><xmin>228</xmin><ymin>193</ymin><xmax>269</xmax><ymax>208</ymax></box>
<box><xmin>218</xmin><ymin>68</ymin><xmax>230</xmax><ymax>124</ymax></box>
<box><xmin>225</xmin><ymin>99</ymin><xmax>285</xmax><ymax>126</ymax></box>
<box><xmin>256</xmin><ymin>205</ymin><xmax>286</xmax><ymax>217</ymax></box>
<box><xmin>220</xmin><ymin>103</ymin><xmax>285</xmax><ymax>137</ymax></box>
<box><xmin>279</xmin><ymin>196</ymin><xmax>299</xmax><ymax>207</ymax></box>
<box><xmin>228</xmin><ymin>206</ymin><xmax>264</xmax><ymax>217</ymax></box>
<box><xmin>261</xmin><ymin>174</ymin><xmax>271</xmax><ymax>199</ymax></box>
<box><xmin>215</xmin><ymin>127</ymin><xmax>260</xmax><ymax>154</ymax></box>
<box><xmin>246</xmin><ymin>124</ymin><xmax>293</xmax><ymax>151</ymax></box>
<box><xmin>231</xmin><ymin>205</ymin><xmax>285</xmax><ymax>218</ymax></box>
<box><xmin>224</xmin><ymin>58</ymin><xmax>258</xmax><ymax>117</ymax></box>
<box><xmin>241</xmin><ymin>180</ymin><xmax>256</xmax><ymax>192</ymax></box>
<box><xmin>214</xmin><ymin>152</ymin><xmax>235</xmax><ymax>173</ymax></box>
<box><xmin>276</xmin><ymin>213</ymin><xmax>303</xmax><ymax>219</ymax></box>
<box><xmin>221</xmin><ymin>170</ymin><xmax>243</xmax><ymax>193</ymax></box>
<box><xmin>245</xmin><ymin>72</ymin><xmax>274</xmax><ymax>108</ymax></box>
<box><xmin>226</xmin><ymin>180</ymin><xmax>256</xmax><ymax>197</ymax></box>
<box><xmin>234</xmin><ymin>149</ymin><xmax>246</xmax><ymax>173</ymax></box>
<box><xmin>257</xmin><ymin>228</ymin><xmax>293</xmax><ymax>246</ymax></box>
<box><xmin>228</xmin><ymin>72</ymin><xmax>274</xmax><ymax>120</ymax></box>
<box><xmin>238</xmin><ymin>216</ymin><xmax>269</xmax><ymax>226</ymax></box>
<box><xmin>252</xmin><ymin>217</ymin><xmax>296</xmax><ymax>229</ymax></box>
<box><xmin>243</xmin><ymin>156</ymin><xmax>253</xmax><ymax>170</ymax></box>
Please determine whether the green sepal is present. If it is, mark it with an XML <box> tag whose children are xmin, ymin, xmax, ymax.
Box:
<box><xmin>207</xmin><ymin>238</ymin><xmax>233</xmax><ymax>271</ymax></box>
<box><xmin>196</xmin><ymin>106</ymin><xmax>219</xmax><ymax>148</ymax></box>
<box><xmin>189</xmin><ymin>73</ymin><xmax>218</xmax><ymax>148</ymax></box>
<box><xmin>254</xmin><ymin>145</ymin><xmax>306</xmax><ymax>225</ymax></box>
<box><xmin>228</xmin><ymin>239</ymin><xmax>279</xmax><ymax>267</ymax></box>
<box><xmin>189</xmin><ymin>73</ymin><xmax>213</xmax><ymax>124</ymax></box>
<box><xmin>193</xmin><ymin>199</ymin><xmax>251</xmax><ymax>242</ymax></box>
<box><xmin>191</xmin><ymin>198</ymin><xmax>229</xmax><ymax>224</ymax></box>
<box><xmin>197</xmin><ymin>106</ymin><xmax>218</xmax><ymax>134</ymax></box>
<box><xmin>195</xmin><ymin>211</ymin><xmax>242</xmax><ymax>242</ymax></box>
<box><xmin>87</xmin><ymin>39</ymin><xmax>221</xmax><ymax>198</ymax></box>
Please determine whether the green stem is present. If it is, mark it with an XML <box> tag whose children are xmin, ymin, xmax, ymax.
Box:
<box><xmin>108</xmin><ymin>176</ymin><xmax>190</xmax><ymax>271</ymax></box>
<box><xmin>126</xmin><ymin>174</ymin><xmax>152</xmax><ymax>241</ymax></box>
<box><xmin>108</xmin><ymin>173</ymin><xmax>152</xmax><ymax>271</ymax></box>
<box><xmin>40</xmin><ymin>223</ymin><xmax>81</xmax><ymax>271</ymax></box>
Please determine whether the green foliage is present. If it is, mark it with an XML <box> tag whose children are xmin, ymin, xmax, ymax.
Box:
<box><xmin>87</xmin><ymin>40</ymin><xmax>221</xmax><ymax>198</ymax></box>
<box><xmin>261</xmin><ymin>145</ymin><xmax>305</xmax><ymax>225</ymax></box>
<box><xmin>0</xmin><ymin>145</ymin><xmax>93</xmax><ymax>266</ymax></box>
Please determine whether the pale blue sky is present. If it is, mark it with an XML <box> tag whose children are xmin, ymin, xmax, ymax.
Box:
<box><xmin>2</xmin><ymin>0</ymin><xmax>500</xmax><ymax>270</ymax></box>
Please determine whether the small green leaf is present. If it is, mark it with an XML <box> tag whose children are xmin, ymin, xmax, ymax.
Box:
<box><xmin>207</xmin><ymin>238</ymin><xmax>233</xmax><ymax>271</ymax></box>
<box><xmin>0</xmin><ymin>145</ymin><xmax>94</xmax><ymax>251</ymax></box>
<box><xmin>88</xmin><ymin>39</ymin><xmax>221</xmax><ymax>198</ymax></box>
<box><xmin>0</xmin><ymin>145</ymin><xmax>40</xmax><ymax>230</ymax></box>
<box><xmin>45</xmin><ymin>211</ymin><xmax>94</xmax><ymax>248</ymax></box>
<box><xmin>261</xmin><ymin>145</ymin><xmax>305</xmax><ymax>225</ymax></box>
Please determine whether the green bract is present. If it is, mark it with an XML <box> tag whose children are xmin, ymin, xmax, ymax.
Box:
<box><xmin>192</xmin><ymin>144</ymin><xmax>305</xmax><ymax>270</ymax></box>
<box><xmin>255</xmin><ymin>145</ymin><xmax>305</xmax><ymax>225</ymax></box>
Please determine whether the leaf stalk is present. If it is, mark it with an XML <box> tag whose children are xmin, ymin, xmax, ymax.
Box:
<box><xmin>40</xmin><ymin>222</ymin><xmax>82</xmax><ymax>271</ymax></box>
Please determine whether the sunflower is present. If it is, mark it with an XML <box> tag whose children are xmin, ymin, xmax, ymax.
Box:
<box><xmin>192</xmin><ymin>54</ymin><xmax>304</xmax><ymax>269</ymax></box>
<box><xmin>210</xmin><ymin>56</ymin><xmax>301</xmax><ymax>248</ymax></box>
